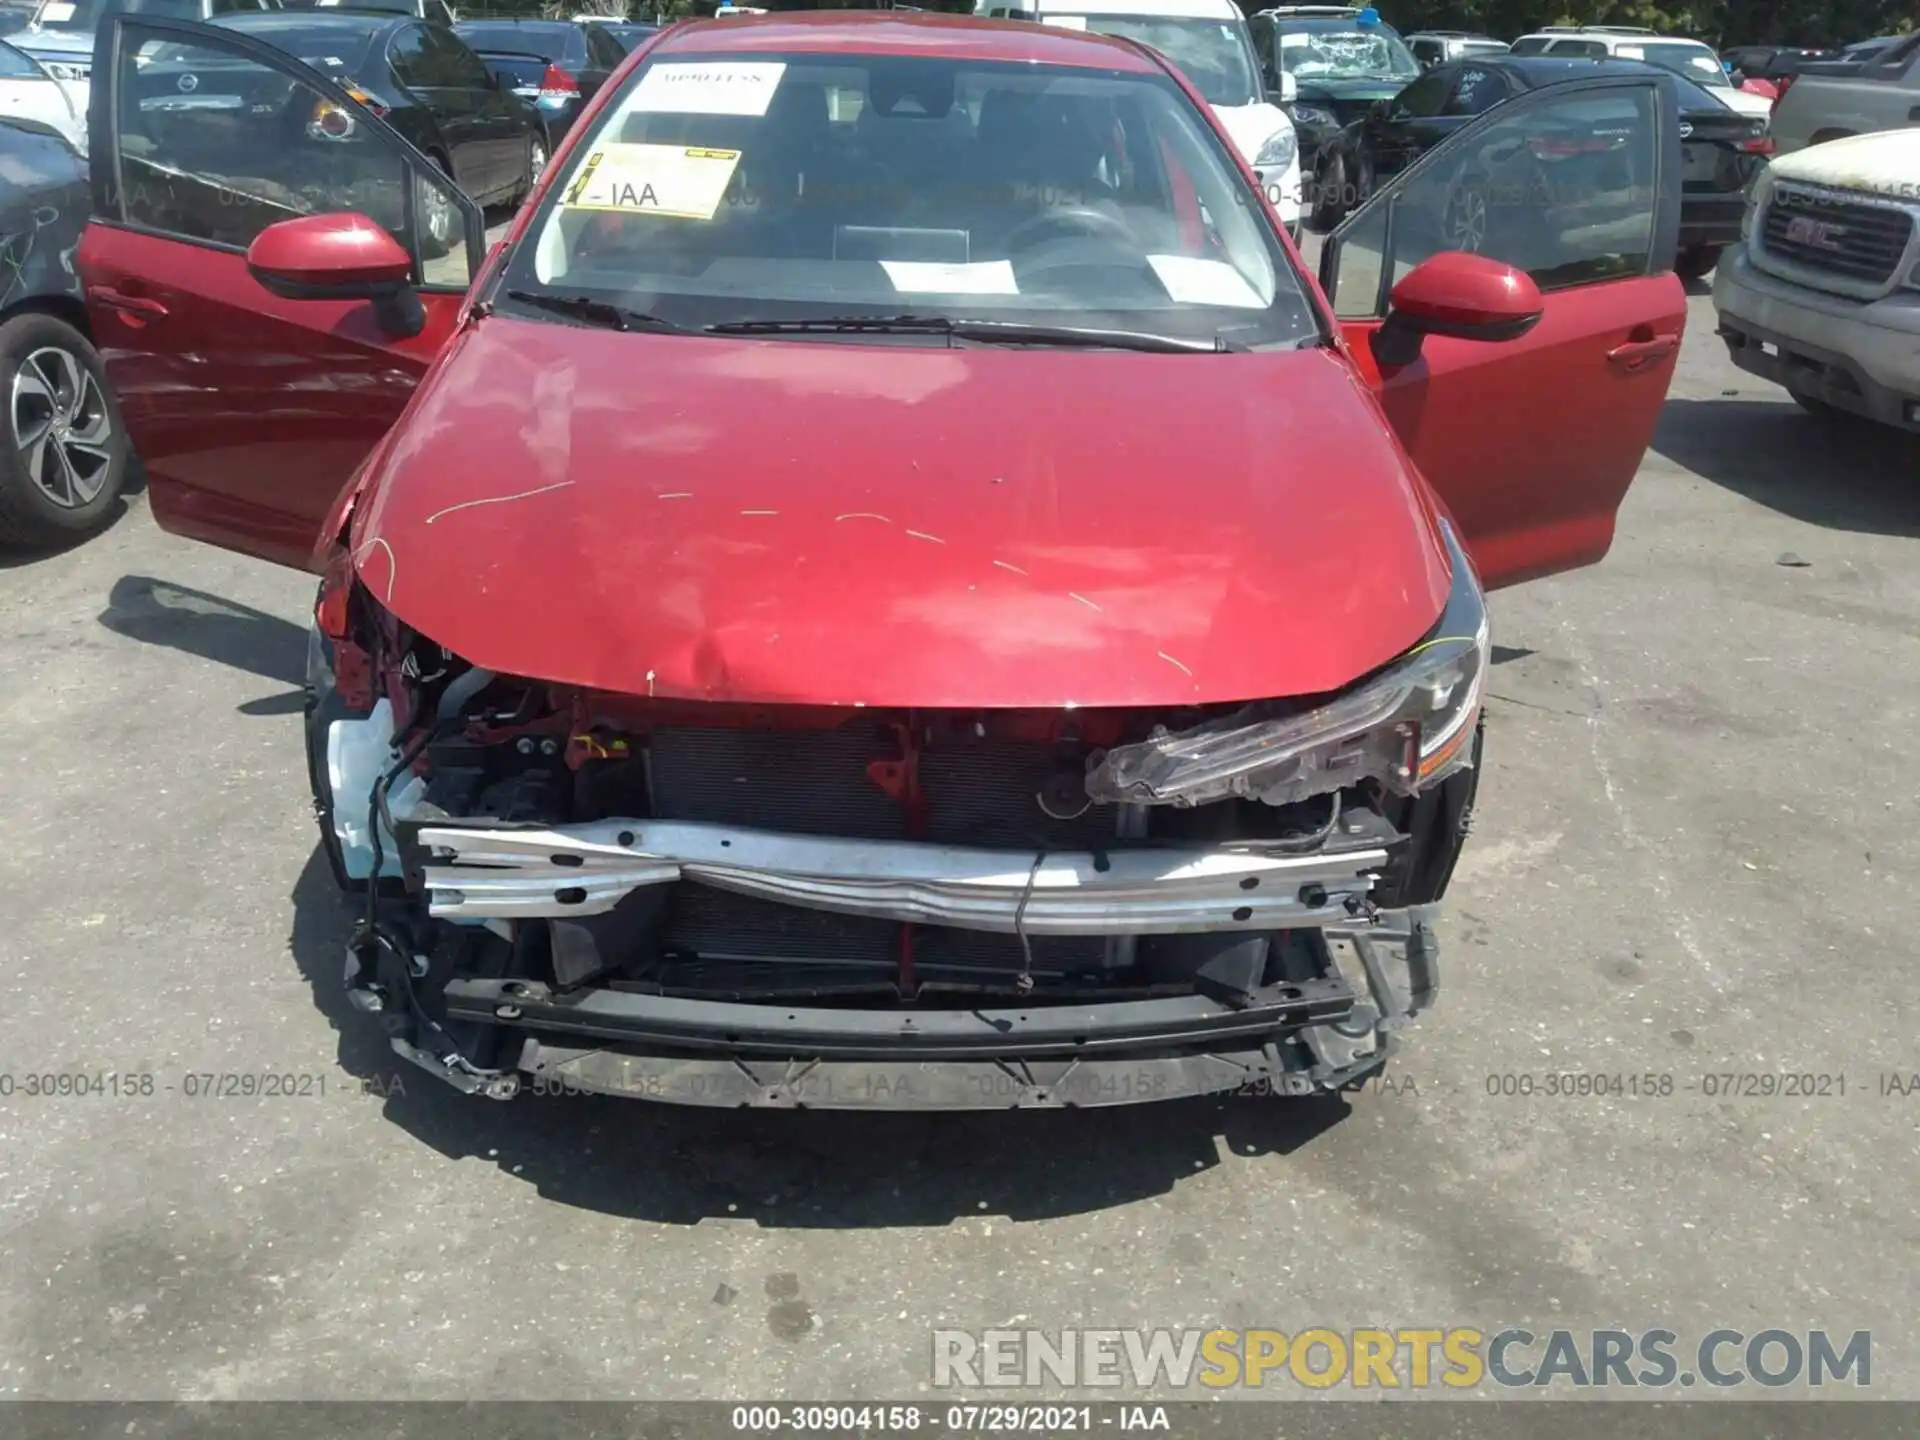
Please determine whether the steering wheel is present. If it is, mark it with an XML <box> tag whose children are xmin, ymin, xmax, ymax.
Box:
<box><xmin>1001</xmin><ymin>205</ymin><xmax>1150</xmax><ymax>288</ymax></box>
<box><xmin>1002</xmin><ymin>204</ymin><xmax>1140</xmax><ymax>257</ymax></box>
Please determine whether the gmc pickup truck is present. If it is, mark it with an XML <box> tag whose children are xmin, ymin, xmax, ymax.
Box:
<box><xmin>1713</xmin><ymin>127</ymin><xmax>1920</xmax><ymax>433</ymax></box>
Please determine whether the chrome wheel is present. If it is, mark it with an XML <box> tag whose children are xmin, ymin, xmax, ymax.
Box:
<box><xmin>1445</xmin><ymin>184</ymin><xmax>1488</xmax><ymax>254</ymax></box>
<box><xmin>529</xmin><ymin>137</ymin><xmax>547</xmax><ymax>187</ymax></box>
<box><xmin>11</xmin><ymin>345</ymin><xmax>114</xmax><ymax>509</ymax></box>
<box><xmin>419</xmin><ymin>173</ymin><xmax>456</xmax><ymax>247</ymax></box>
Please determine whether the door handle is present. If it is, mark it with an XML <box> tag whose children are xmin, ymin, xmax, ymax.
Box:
<box><xmin>1606</xmin><ymin>335</ymin><xmax>1678</xmax><ymax>371</ymax></box>
<box><xmin>90</xmin><ymin>286</ymin><xmax>169</xmax><ymax>320</ymax></box>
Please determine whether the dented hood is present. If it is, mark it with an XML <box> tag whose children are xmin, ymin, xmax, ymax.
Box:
<box><xmin>350</xmin><ymin>317</ymin><xmax>1450</xmax><ymax>709</ymax></box>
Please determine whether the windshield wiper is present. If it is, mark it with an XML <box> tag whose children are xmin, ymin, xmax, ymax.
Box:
<box><xmin>503</xmin><ymin>289</ymin><xmax>689</xmax><ymax>333</ymax></box>
<box><xmin>704</xmin><ymin>314</ymin><xmax>1240</xmax><ymax>353</ymax></box>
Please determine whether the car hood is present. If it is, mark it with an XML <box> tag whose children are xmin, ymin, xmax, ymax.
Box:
<box><xmin>1294</xmin><ymin>74</ymin><xmax>1407</xmax><ymax>104</ymax></box>
<box><xmin>349</xmin><ymin>319</ymin><xmax>1450</xmax><ymax>710</ymax></box>
<box><xmin>1713</xmin><ymin>85</ymin><xmax>1773</xmax><ymax>117</ymax></box>
<box><xmin>14</xmin><ymin>28</ymin><xmax>91</xmax><ymax>56</ymax></box>
<box><xmin>1766</xmin><ymin>128</ymin><xmax>1920</xmax><ymax>195</ymax></box>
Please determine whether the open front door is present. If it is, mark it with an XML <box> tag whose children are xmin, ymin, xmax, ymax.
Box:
<box><xmin>1319</xmin><ymin>73</ymin><xmax>1685</xmax><ymax>590</ymax></box>
<box><xmin>80</xmin><ymin>13</ymin><xmax>486</xmax><ymax>569</ymax></box>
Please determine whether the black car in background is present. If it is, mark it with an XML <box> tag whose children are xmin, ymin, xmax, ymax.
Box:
<box><xmin>594</xmin><ymin>19</ymin><xmax>656</xmax><ymax>53</ymax></box>
<box><xmin>1247</xmin><ymin>8</ymin><xmax>1422</xmax><ymax>226</ymax></box>
<box><xmin>281</xmin><ymin>0</ymin><xmax>457</xmax><ymax>26</ymax></box>
<box><xmin>1317</xmin><ymin>54</ymin><xmax>1770</xmax><ymax>276</ymax></box>
<box><xmin>203</xmin><ymin>10</ymin><xmax>545</xmax><ymax>204</ymax></box>
<box><xmin>1405</xmin><ymin>30</ymin><xmax>1506</xmax><ymax>69</ymax></box>
<box><xmin>0</xmin><ymin>119</ymin><xmax>130</xmax><ymax>546</ymax></box>
<box><xmin>453</xmin><ymin>17</ymin><xmax>623</xmax><ymax>141</ymax></box>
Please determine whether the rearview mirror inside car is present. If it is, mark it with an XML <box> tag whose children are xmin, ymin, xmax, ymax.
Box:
<box><xmin>1369</xmin><ymin>251</ymin><xmax>1544</xmax><ymax>369</ymax></box>
<box><xmin>246</xmin><ymin>212</ymin><xmax>425</xmax><ymax>338</ymax></box>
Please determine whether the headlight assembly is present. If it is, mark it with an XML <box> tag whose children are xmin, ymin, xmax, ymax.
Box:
<box><xmin>1255</xmin><ymin>124</ymin><xmax>1298</xmax><ymax>170</ymax></box>
<box><xmin>1085</xmin><ymin>522</ymin><xmax>1488</xmax><ymax>809</ymax></box>
<box><xmin>1290</xmin><ymin>104</ymin><xmax>1339</xmax><ymax>129</ymax></box>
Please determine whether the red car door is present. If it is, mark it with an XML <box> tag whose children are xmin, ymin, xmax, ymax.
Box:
<box><xmin>1318</xmin><ymin>73</ymin><xmax>1686</xmax><ymax>590</ymax></box>
<box><xmin>80</xmin><ymin>13</ymin><xmax>485</xmax><ymax>569</ymax></box>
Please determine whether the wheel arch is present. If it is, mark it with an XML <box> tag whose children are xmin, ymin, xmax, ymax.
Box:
<box><xmin>0</xmin><ymin>294</ymin><xmax>92</xmax><ymax>343</ymax></box>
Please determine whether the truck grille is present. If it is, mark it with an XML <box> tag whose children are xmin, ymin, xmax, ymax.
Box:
<box><xmin>1760</xmin><ymin>185</ymin><xmax>1915</xmax><ymax>286</ymax></box>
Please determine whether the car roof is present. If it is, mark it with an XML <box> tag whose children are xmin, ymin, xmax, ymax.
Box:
<box><xmin>1516</xmin><ymin>29</ymin><xmax>1710</xmax><ymax>46</ymax></box>
<box><xmin>1262</xmin><ymin>12</ymin><xmax>1400</xmax><ymax>31</ymax></box>
<box><xmin>1471</xmin><ymin>53</ymin><xmax>1722</xmax><ymax>91</ymax></box>
<box><xmin>650</xmin><ymin>11</ymin><xmax>1169</xmax><ymax>69</ymax></box>
<box><xmin>1030</xmin><ymin>0</ymin><xmax>1242</xmax><ymax>19</ymax></box>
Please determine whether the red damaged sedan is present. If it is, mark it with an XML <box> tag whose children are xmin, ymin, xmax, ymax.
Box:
<box><xmin>79</xmin><ymin>10</ymin><xmax>1686</xmax><ymax>1106</ymax></box>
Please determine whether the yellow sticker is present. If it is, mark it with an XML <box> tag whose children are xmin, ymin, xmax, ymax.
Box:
<box><xmin>560</xmin><ymin>143</ymin><xmax>743</xmax><ymax>221</ymax></box>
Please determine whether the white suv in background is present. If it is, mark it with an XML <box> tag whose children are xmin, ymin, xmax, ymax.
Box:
<box><xmin>1509</xmin><ymin>25</ymin><xmax>1773</xmax><ymax>118</ymax></box>
<box><xmin>1713</xmin><ymin>129</ymin><xmax>1920</xmax><ymax>433</ymax></box>
<box><xmin>975</xmin><ymin>0</ymin><xmax>1303</xmax><ymax>236</ymax></box>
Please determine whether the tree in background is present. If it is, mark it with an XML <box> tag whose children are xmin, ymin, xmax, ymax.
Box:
<box><xmin>456</xmin><ymin>0</ymin><xmax>1914</xmax><ymax>43</ymax></box>
<box><xmin>1370</xmin><ymin>0</ymin><xmax>1911</xmax><ymax>46</ymax></box>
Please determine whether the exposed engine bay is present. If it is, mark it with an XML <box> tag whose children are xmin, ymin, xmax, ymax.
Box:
<box><xmin>310</xmin><ymin>540</ymin><xmax>1484</xmax><ymax>1110</ymax></box>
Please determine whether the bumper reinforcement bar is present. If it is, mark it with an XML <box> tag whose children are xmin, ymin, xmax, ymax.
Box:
<box><xmin>417</xmin><ymin>819</ymin><xmax>1388</xmax><ymax>933</ymax></box>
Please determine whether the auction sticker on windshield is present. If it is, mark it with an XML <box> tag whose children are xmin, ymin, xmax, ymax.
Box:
<box><xmin>1148</xmin><ymin>255</ymin><xmax>1266</xmax><ymax>309</ymax></box>
<box><xmin>560</xmin><ymin>144</ymin><xmax>742</xmax><ymax>220</ymax></box>
<box><xmin>881</xmin><ymin>260</ymin><xmax>1019</xmax><ymax>295</ymax></box>
<box><xmin>39</xmin><ymin>2</ymin><xmax>75</xmax><ymax>19</ymax></box>
<box><xmin>630</xmin><ymin>61</ymin><xmax>786</xmax><ymax>117</ymax></box>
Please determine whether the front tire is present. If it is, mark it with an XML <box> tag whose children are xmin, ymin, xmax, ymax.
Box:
<box><xmin>0</xmin><ymin>311</ymin><xmax>129</xmax><ymax>548</ymax></box>
<box><xmin>416</xmin><ymin>154</ymin><xmax>459</xmax><ymax>261</ymax></box>
<box><xmin>521</xmin><ymin>134</ymin><xmax>548</xmax><ymax>203</ymax></box>
<box><xmin>1311</xmin><ymin>150</ymin><xmax>1349</xmax><ymax>233</ymax></box>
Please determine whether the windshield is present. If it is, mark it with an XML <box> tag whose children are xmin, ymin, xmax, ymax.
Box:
<box><xmin>500</xmin><ymin>51</ymin><xmax>1316</xmax><ymax>348</ymax></box>
<box><xmin>1618</xmin><ymin>39</ymin><xmax>1730</xmax><ymax>88</ymax></box>
<box><xmin>1044</xmin><ymin>15</ymin><xmax>1260</xmax><ymax>108</ymax></box>
<box><xmin>1279</xmin><ymin>23</ymin><xmax>1418</xmax><ymax>80</ymax></box>
<box><xmin>30</xmin><ymin>0</ymin><xmax>201</xmax><ymax>31</ymax></box>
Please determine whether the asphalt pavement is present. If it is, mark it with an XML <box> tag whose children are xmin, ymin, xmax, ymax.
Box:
<box><xmin>2</xmin><ymin>278</ymin><xmax>1918</xmax><ymax>1402</ymax></box>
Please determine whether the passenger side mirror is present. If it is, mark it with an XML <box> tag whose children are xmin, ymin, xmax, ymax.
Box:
<box><xmin>1276</xmin><ymin>71</ymin><xmax>1297</xmax><ymax>103</ymax></box>
<box><xmin>1369</xmin><ymin>251</ymin><xmax>1543</xmax><ymax>368</ymax></box>
<box><xmin>246</xmin><ymin>212</ymin><xmax>426</xmax><ymax>338</ymax></box>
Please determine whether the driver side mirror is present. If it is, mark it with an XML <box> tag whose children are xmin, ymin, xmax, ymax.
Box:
<box><xmin>246</xmin><ymin>212</ymin><xmax>426</xmax><ymax>338</ymax></box>
<box><xmin>1369</xmin><ymin>251</ymin><xmax>1543</xmax><ymax>369</ymax></box>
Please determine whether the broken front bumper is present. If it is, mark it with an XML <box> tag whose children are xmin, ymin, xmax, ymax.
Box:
<box><xmin>378</xmin><ymin>817</ymin><xmax>1432</xmax><ymax>1109</ymax></box>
